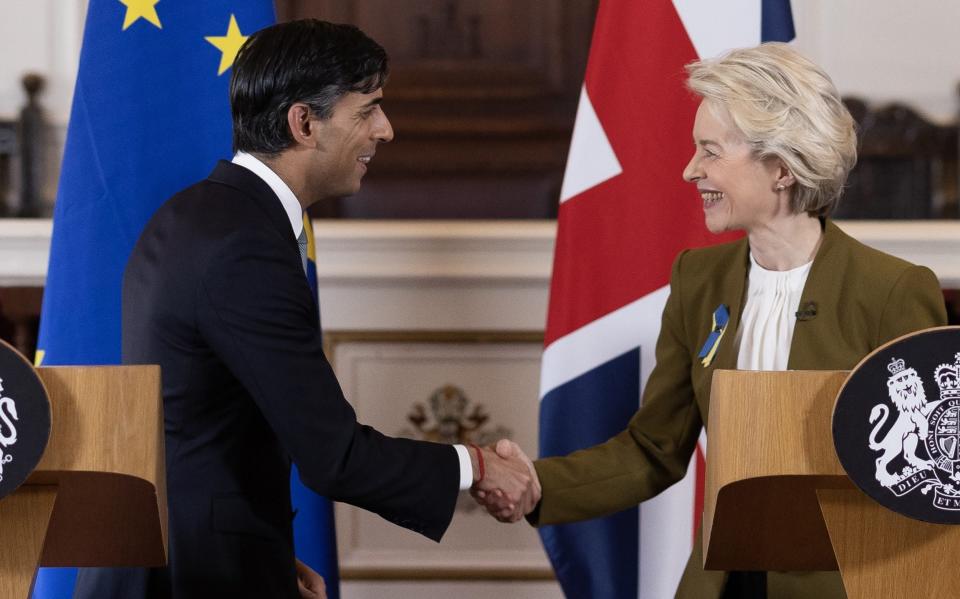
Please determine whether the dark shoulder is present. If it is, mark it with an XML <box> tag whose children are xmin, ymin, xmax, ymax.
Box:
<box><xmin>130</xmin><ymin>172</ymin><xmax>288</xmax><ymax>280</ymax></box>
<box><xmin>151</xmin><ymin>177</ymin><xmax>262</xmax><ymax>233</ymax></box>
<box><xmin>140</xmin><ymin>166</ymin><xmax>288</xmax><ymax>257</ymax></box>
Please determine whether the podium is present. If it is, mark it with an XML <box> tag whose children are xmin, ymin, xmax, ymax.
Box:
<box><xmin>704</xmin><ymin>370</ymin><xmax>960</xmax><ymax>598</ymax></box>
<box><xmin>0</xmin><ymin>366</ymin><xmax>166</xmax><ymax>599</ymax></box>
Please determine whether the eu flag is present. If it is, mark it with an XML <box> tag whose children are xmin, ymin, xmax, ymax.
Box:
<box><xmin>34</xmin><ymin>2</ymin><xmax>338</xmax><ymax>597</ymax></box>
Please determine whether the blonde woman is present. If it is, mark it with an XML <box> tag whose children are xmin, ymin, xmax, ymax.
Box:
<box><xmin>484</xmin><ymin>43</ymin><xmax>947</xmax><ymax>598</ymax></box>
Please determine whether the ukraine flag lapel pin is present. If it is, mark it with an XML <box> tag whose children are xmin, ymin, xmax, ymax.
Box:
<box><xmin>698</xmin><ymin>304</ymin><xmax>730</xmax><ymax>367</ymax></box>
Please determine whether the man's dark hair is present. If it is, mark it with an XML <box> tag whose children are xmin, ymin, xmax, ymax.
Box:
<box><xmin>230</xmin><ymin>19</ymin><xmax>389</xmax><ymax>155</ymax></box>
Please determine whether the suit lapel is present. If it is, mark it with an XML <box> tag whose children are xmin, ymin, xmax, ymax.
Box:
<box><xmin>787</xmin><ymin>220</ymin><xmax>846</xmax><ymax>369</ymax></box>
<box><xmin>711</xmin><ymin>239</ymin><xmax>751</xmax><ymax>372</ymax></box>
<box><xmin>207</xmin><ymin>160</ymin><xmax>318</xmax><ymax>314</ymax></box>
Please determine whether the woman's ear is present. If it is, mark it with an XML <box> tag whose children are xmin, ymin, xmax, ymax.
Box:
<box><xmin>774</xmin><ymin>161</ymin><xmax>796</xmax><ymax>191</ymax></box>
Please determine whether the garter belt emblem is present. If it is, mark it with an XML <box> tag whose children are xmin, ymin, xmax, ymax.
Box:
<box><xmin>869</xmin><ymin>353</ymin><xmax>960</xmax><ymax>510</ymax></box>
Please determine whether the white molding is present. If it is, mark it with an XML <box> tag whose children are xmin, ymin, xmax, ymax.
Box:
<box><xmin>311</xmin><ymin>221</ymin><xmax>556</xmax><ymax>331</ymax></box>
<box><xmin>0</xmin><ymin>219</ymin><xmax>52</xmax><ymax>286</ymax></box>
<box><xmin>0</xmin><ymin>218</ymin><xmax>957</xmax><ymax>313</ymax></box>
<box><xmin>313</xmin><ymin>220</ymin><xmax>556</xmax><ymax>282</ymax></box>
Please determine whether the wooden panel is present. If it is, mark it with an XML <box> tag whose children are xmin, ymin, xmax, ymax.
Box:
<box><xmin>0</xmin><ymin>486</ymin><xmax>56</xmax><ymax>599</ymax></box>
<box><xmin>818</xmin><ymin>488</ymin><xmax>960</xmax><ymax>599</ymax></box>
<box><xmin>704</xmin><ymin>370</ymin><xmax>851</xmax><ymax>571</ymax></box>
<box><xmin>34</xmin><ymin>366</ymin><xmax>162</xmax><ymax>480</ymax></box>
<box><xmin>276</xmin><ymin>0</ymin><xmax>596</xmax><ymax>218</ymax></box>
<box><xmin>0</xmin><ymin>287</ymin><xmax>43</xmax><ymax>361</ymax></box>
<box><xmin>28</xmin><ymin>366</ymin><xmax>167</xmax><ymax>567</ymax></box>
<box><xmin>837</xmin><ymin>98</ymin><xmax>959</xmax><ymax>219</ymax></box>
<box><xmin>280</xmin><ymin>0</ymin><xmax>591</xmax><ymax>91</ymax></box>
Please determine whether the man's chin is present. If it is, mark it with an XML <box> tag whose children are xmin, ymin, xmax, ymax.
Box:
<box><xmin>330</xmin><ymin>181</ymin><xmax>363</xmax><ymax>200</ymax></box>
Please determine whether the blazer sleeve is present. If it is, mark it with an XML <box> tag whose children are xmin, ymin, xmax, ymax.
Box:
<box><xmin>196</xmin><ymin>229</ymin><xmax>460</xmax><ymax>541</ymax></box>
<box><xmin>877</xmin><ymin>265</ymin><xmax>948</xmax><ymax>343</ymax></box>
<box><xmin>532</xmin><ymin>252</ymin><xmax>703</xmax><ymax>526</ymax></box>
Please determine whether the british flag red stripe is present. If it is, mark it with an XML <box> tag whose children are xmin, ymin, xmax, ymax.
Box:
<box><xmin>545</xmin><ymin>0</ymin><xmax>722</xmax><ymax>348</ymax></box>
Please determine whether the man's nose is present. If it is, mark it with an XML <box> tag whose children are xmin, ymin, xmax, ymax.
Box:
<box><xmin>375</xmin><ymin>109</ymin><xmax>394</xmax><ymax>143</ymax></box>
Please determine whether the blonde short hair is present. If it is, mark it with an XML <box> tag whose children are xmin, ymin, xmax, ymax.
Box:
<box><xmin>685</xmin><ymin>43</ymin><xmax>856</xmax><ymax>216</ymax></box>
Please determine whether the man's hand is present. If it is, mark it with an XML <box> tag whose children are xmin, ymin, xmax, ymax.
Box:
<box><xmin>470</xmin><ymin>440</ymin><xmax>541</xmax><ymax>522</ymax></box>
<box><xmin>295</xmin><ymin>558</ymin><xmax>327</xmax><ymax>599</ymax></box>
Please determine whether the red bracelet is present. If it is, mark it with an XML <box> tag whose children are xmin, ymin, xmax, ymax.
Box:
<box><xmin>468</xmin><ymin>444</ymin><xmax>485</xmax><ymax>483</ymax></box>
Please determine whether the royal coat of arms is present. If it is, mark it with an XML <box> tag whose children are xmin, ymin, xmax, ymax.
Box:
<box><xmin>834</xmin><ymin>327</ymin><xmax>960</xmax><ymax>524</ymax></box>
<box><xmin>868</xmin><ymin>354</ymin><xmax>960</xmax><ymax>509</ymax></box>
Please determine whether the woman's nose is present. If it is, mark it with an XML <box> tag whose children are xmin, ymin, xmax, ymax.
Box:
<box><xmin>682</xmin><ymin>154</ymin><xmax>701</xmax><ymax>183</ymax></box>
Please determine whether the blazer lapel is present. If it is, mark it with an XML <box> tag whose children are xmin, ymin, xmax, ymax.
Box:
<box><xmin>710</xmin><ymin>238</ymin><xmax>751</xmax><ymax>372</ymax></box>
<box><xmin>787</xmin><ymin>220</ymin><xmax>846</xmax><ymax>369</ymax></box>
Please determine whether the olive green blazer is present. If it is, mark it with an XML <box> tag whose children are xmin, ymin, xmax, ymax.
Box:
<box><xmin>532</xmin><ymin>220</ymin><xmax>948</xmax><ymax>599</ymax></box>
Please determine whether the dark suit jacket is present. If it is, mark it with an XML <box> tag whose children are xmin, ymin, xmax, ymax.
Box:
<box><xmin>531</xmin><ymin>220</ymin><xmax>948</xmax><ymax>599</ymax></box>
<box><xmin>75</xmin><ymin>161</ymin><xmax>460</xmax><ymax>599</ymax></box>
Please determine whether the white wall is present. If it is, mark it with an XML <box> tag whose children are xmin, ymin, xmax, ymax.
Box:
<box><xmin>0</xmin><ymin>1</ymin><xmax>86</xmax><ymax>212</ymax></box>
<box><xmin>0</xmin><ymin>1</ymin><xmax>85</xmax><ymax>123</ymax></box>
<box><xmin>792</xmin><ymin>0</ymin><xmax>960</xmax><ymax>122</ymax></box>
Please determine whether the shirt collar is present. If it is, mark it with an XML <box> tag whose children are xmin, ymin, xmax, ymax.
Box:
<box><xmin>231</xmin><ymin>151</ymin><xmax>303</xmax><ymax>238</ymax></box>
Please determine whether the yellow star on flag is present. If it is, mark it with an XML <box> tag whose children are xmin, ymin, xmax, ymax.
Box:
<box><xmin>119</xmin><ymin>0</ymin><xmax>162</xmax><ymax>31</ymax></box>
<box><xmin>205</xmin><ymin>15</ymin><xmax>248</xmax><ymax>76</ymax></box>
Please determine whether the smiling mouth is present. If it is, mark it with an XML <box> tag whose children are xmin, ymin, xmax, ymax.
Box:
<box><xmin>700</xmin><ymin>190</ymin><xmax>724</xmax><ymax>208</ymax></box>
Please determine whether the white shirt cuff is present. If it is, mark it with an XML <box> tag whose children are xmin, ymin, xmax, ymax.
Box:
<box><xmin>453</xmin><ymin>444</ymin><xmax>474</xmax><ymax>490</ymax></box>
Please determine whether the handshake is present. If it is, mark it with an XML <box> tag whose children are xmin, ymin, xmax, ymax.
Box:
<box><xmin>468</xmin><ymin>440</ymin><xmax>541</xmax><ymax>523</ymax></box>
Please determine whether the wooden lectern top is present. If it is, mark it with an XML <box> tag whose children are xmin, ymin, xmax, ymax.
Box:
<box><xmin>703</xmin><ymin>369</ymin><xmax>851</xmax><ymax>571</ymax></box>
<box><xmin>29</xmin><ymin>365</ymin><xmax>166</xmax><ymax>567</ymax></box>
<box><xmin>1</xmin><ymin>364</ymin><xmax>166</xmax><ymax>599</ymax></box>
<box><xmin>705</xmin><ymin>335</ymin><xmax>960</xmax><ymax>599</ymax></box>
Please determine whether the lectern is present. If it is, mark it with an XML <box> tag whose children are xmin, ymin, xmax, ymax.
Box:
<box><xmin>0</xmin><ymin>365</ymin><xmax>166</xmax><ymax>599</ymax></box>
<box><xmin>704</xmin><ymin>370</ymin><xmax>960</xmax><ymax>598</ymax></box>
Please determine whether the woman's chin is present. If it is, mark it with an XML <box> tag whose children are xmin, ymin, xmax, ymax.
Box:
<box><xmin>703</xmin><ymin>218</ymin><xmax>727</xmax><ymax>235</ymax></box>
<box><xmin>703</xmin><ymin>212</ymin><xmax>745</xmax><ymax>235</ymax></box>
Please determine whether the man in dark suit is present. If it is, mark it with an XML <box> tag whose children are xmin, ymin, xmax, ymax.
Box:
<box><xmin>74</xmin><ymin>20</ymin><xmax>539</xmax><ymax>599</ymax></box>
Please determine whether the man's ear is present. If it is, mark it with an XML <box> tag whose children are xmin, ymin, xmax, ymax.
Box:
<box><xmin>286</xmin><ymin>103</ymin><xmax>318</xmax><ymax>148</ymax></box>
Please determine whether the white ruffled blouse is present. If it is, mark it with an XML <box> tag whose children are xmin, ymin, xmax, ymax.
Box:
<box><xmin>735</xmin><ymin>253</ymin><xmax>813</xmax><ymax>371</ymax></box>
